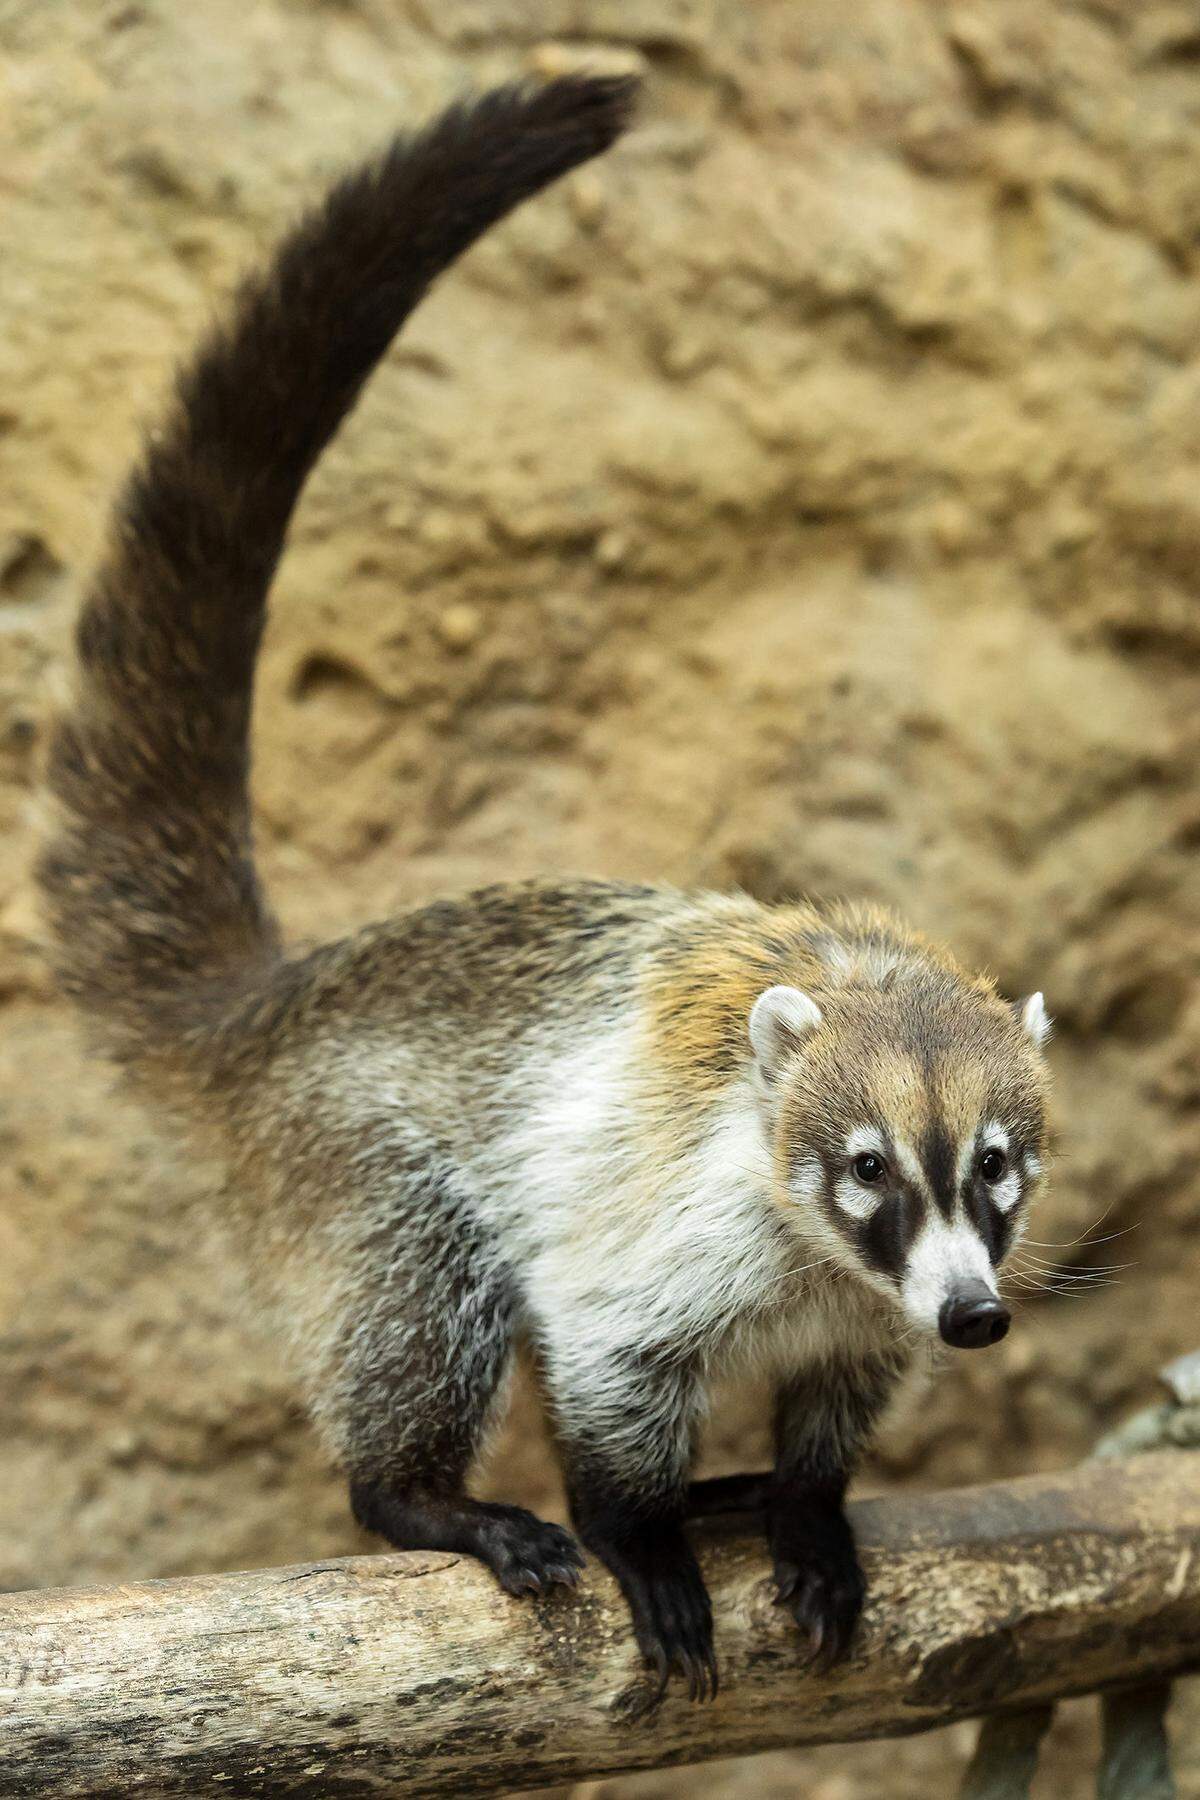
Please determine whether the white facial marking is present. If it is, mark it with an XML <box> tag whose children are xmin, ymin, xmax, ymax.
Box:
<box><xmin>792</xmin><ymin>1155</ymin><xmax>823</xmax><ymax>1206</ymax></box>
<box><xmin>834</xmin><ymin>1174</ymin><xmax>884</xmax><ymax>1221</ymax></box>
<box><xmin>845</xmin><ymin>1125</ymin><xmax>887</xmax><ymax>1160</ymax></box>
<box><xmin>901</xmin><ymin>1215</ymin><xmax>996</xmax><ymax>1332</ymax></box>
<box><xmin>1020</xmin><ymin>991</ymin><xmax>1051</xmax><ymax>1047</ymax></box>
<box><xmin>749</xmin><ymin>985</ymin><xmax>823</xmax><ymax>1082</ymax></box>
<box><xmin>1024</xmin><ymin>1151</ymin><xmax>1043</xmax><ymax>1181</ymax></box>
<box><xmin>955</xmin><ymin>1135</ymin><xmax>975</xmax><ymax>1193</ymax></box>
<box><xmin>979</xmin><ymin>1123</ymin><xmax>1021</xmax><ymax>1213</ymax></box>
<box><xmin>835</xmin><ymin>1126</ymin><xmax>889</xmax><ymax>1220</ymax></box>
<box><xmin>983</xmin><ymin>1124</ymin><xmax>1010</xmax><ymax>1153</ymax></box>
<box><xmin>990</xmin><ymin>1171</ymin><xmax>1022</xmax><ymax>1213</ymax></box>
<box><xmin>893</xmin><ymin>1137</ymin><xmax>930</xmax><ymax>1197</ymax></box>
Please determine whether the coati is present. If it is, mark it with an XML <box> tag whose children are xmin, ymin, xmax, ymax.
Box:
<box><xmin>37</xmin><ymin>76</ymin><xmax>1052</xmax><ymax>1702</ymax></box>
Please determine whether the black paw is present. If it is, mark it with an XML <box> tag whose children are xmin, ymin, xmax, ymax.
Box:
<box><xmin>771</xmin><ymin>1499</ymin><xmax>865</xmax><ymax>1671</ymax></box>
<box><xmin>348</xmin><ymin>1481</ymin><xmax>585</xmax><ymax>1598</ymax></box>
<box><xmin>475</xmin><ymin>1503</ymin><xmax>586</xmax><ymax>1597</ymax></box>
<box><xmin>592</xmin><ymin>1528</ymin><xmax>718</xmax><ymax>1702</ymax></box>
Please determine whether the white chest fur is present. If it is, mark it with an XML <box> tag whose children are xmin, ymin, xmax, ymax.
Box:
<box><xmin>491</xmin><ymin>1024</ymin><xmax>865</xmax><ymax>1373</ymax></box>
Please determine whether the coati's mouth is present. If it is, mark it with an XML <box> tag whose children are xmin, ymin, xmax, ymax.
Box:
<box><xmin>938</xmin><ymin>1279</ymin><xmax>1011</xmax><ymax>1349</ymax></box>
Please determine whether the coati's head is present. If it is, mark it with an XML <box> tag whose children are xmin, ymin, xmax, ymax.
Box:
<box><xmin>749</xmin><ymin>973</ymin><xmax>1051</xmax><ymax>1348</ymax></box>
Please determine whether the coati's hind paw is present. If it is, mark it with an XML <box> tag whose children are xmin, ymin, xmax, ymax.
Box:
<box><xmin>348</xmin><ymin>1479</ymin><xmax>583</xmax><ymax>1597</ymax></box>
<box><xmin>474</xmin><ymin>1502</ymin><xmax>586</xmax><ymax>1596</ymax></box>
<box><xmin>771</xmin><ymin>1502</ymin><xmax>865</xmax><ymax>1671</ymax></box>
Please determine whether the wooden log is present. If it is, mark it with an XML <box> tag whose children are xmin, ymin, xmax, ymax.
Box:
<box><xmin>2</xmin><ymin>1453</ymin><xmax>1199</xmax><ymax>1798</ymax></box>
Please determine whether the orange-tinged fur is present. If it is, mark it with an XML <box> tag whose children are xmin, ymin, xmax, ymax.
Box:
<box><xmin>641</xmin><ymin>896</ymin><xmax>997</xmax><ymax>1091</ymax></box>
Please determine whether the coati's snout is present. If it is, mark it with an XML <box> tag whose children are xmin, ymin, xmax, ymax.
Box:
<box><xmin>938</xmin><ymin>1281</ymin><xmax>1011</xmax><ymax>1349</ymax></box>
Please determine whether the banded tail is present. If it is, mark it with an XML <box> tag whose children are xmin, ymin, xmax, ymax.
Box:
<box><xmin>37</xmin><ymin>76</ymin><xmax>636</xmax><ymax>1078</ymax></box>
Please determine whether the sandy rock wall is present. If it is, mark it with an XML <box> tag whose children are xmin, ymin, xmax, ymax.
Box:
<box><xmin>2</xmin><ymin>2</ymin><xmax>1199</xmax><ymax>1793</ymax></box>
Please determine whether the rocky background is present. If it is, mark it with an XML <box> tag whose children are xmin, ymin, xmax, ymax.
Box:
<box><xmin>3</xmin><ymin>1</ymin><xmax>1200</xmax><ymax>1793</ymax></box>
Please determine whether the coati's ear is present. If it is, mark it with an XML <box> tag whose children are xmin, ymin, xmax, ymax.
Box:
<box><xmin>1016</xmin><ymin>991</ymin><xmax>1051</xmax><ymax>1047</ymax></box>
<box><xmin>749</xmin><ymin>985</ymin><xmax>823</xmax><ymax>1082</ymax></box>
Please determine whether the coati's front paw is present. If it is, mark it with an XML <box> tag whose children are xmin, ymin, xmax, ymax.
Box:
<box><xmin>771</xmin><ymin>1499</ymin><xmax>865</xmax><ymax>1671</ymax></box>
<box><xmin>626</xmin><ymin>1558</ymin><xmax>717</xmax><ymax>1703</ymax></box>
<box><xmin>475</xmin><ymin>1503</ymin><xmax>586</xmax><ymax>1596</ymax></box>
<box><xmin>586</xmin><ymin>1527</ymin><xmax>718</xmax><ymax>1702</ymax></box>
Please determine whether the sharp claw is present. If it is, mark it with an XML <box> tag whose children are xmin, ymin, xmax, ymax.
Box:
<box><xmin>825</xmin><ymin>1611</ymin><xmax>858</xmax><ymax>1670</ymax></box>
<box><xmin>790</xmin><ymin>1573</ymin><xmax>818</xmax><ymax>1621</ymax></box>
<box><xmin>544</xmin><ymin>1560</ymin><xmax>580</xmax><ymax>1587</ymax></box>
<box><xmin>645</xmin><ymin>1639</ymin><xmax>670</xmax><ymax>1696</ymax></box>
<box><xmin>666</xmin><ymin>1635</ymin><xmax>718</xmax><ymax>1703</ymax></box>
<box><xmin>773</xmin><ymin>1560</ymin><xmax>799</xmax><ymax>1604</ymax></box>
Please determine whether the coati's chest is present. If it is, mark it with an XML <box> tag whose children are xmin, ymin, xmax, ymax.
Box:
<box><xmin>722</xmin><ymin>1278</ymin><xmax>903</xmax><ymax>1383</ymax></box>
<box><xmin>482</xmin><ymin>1030</ymin><xmax>901</xmax><ymax>1373</ymax></box>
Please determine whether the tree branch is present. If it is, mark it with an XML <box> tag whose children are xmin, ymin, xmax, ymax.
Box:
<box><xmin>2</xmin><ymin>1453</ymin><xmax>1199</xmax><ymax>1797</ymax></box>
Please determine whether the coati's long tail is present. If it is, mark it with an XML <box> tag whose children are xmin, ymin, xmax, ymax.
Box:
<box><xmin>37</xmin><ymin>76</ymin><xmax>636</xmax><ymax>1075</ymax></box>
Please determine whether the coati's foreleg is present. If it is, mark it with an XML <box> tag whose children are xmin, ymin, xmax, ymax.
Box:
<box><xmin>335</xmin><ymin>1170</ymin><xmax>583</xmax><ymax>1595</ymax></box>
<box><xmin>768</xmin><ymin>1354</ymin><xmax>900</xmax><ymax>1668</ymax></box>
<box><xmin>554</xmin><ymin>1352</ymin><xmax>717</xmax><ymax>1701</ymax></box>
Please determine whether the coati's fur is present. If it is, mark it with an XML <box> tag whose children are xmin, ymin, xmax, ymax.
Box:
<box><xmin>38</xmin><ymin>77</ymin><xmax>1051</xmax><ymax>1701</ymax></box>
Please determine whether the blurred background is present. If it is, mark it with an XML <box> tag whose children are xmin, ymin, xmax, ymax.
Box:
<box><xmin>2</xmin><ymin>1</ymin><xmax>1199</xmax><ymax>1793</ymax></box>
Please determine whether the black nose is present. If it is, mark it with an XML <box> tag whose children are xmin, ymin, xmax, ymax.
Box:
<box><xmin>939</xmin><ymin>1281</ymin><xmax>1011</xmax><ymax>1350</ymax></box>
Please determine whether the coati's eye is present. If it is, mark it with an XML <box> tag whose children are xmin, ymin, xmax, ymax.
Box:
<box><xmin>852</xmin><ymin>1151</ymin><xmax>886</xmax><ymax>1185</ymax></box>
<box><xmin>980</xmin><ymin>1147</ymin><xmax>1008</xmax><ymax>1183</ymax></box>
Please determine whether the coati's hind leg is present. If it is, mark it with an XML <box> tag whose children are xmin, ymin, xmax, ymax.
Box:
<box><xmin>333</xmin><ymin>1167</ymin><xmax>583</xmax><ymax>1596</ymax></box>
<box><xmin>350</xmin><ymin>1485</ymin><xmax>583</xmax><ymax>1596</ymax></box>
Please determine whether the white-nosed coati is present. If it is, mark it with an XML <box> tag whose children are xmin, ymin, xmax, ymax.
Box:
<box><xmin>37</xmin><ymin>77</ymin><xmax>1052</xmax><ymax>1703</ymax></box>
